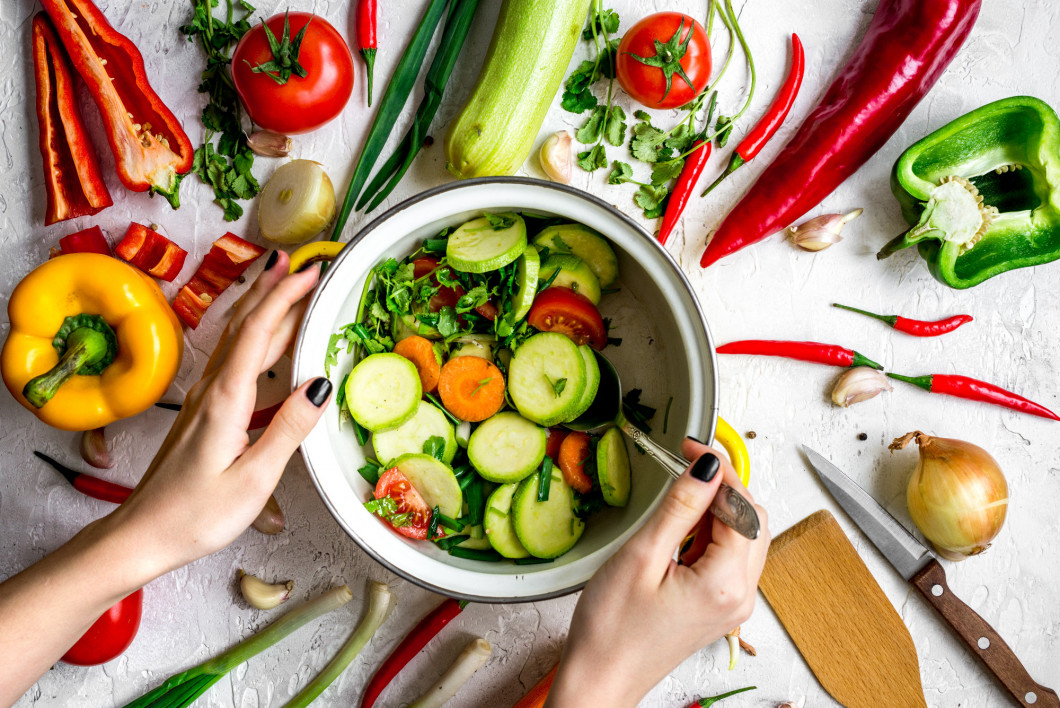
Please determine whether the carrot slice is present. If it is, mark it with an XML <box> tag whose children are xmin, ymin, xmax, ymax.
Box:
<box><xmin>512</xmin><ymin>663</ymin><xmax>559</xmax><ymax>708</ymax></box>
<box><xmin>437</xmin><ymin>357</ymin><xmax>505</xmax><ymax>422</ymax></box>
<box><xmin>558</xmin><ymin>432</ymin><xmax>593</xmax><ymax>494</ymax></box>
<box><xmin>393</xmin><ymin>335</ymin><xmax>442</xmax><ymax>394</ymax></box>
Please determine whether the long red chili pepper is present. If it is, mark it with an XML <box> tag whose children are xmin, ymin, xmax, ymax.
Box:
<box><xmin>717</xmin><ymin>340</ymin><xmax>883</xmax><ymax>370</ymax></box>
<box><xmin>658</xmin><ymin>94</ymin><xmax>718</xmax><ymax>245</ymax></box>
<box><xmin>32</xmin><ymin>13</ymin><xmax>112</xmax><ymax>226</ymax></box>
<box><xmin>887</xmin><ymin>373</ymin><xmax>1060</xmax><ymax>421</ymax></box>
<box><xmin>700</xmin><ymin>33</ymin><xmax>804</xmax><ymax>198</ymax></box>
<box><xmin>40</xmin><ymin>0</ymin><xmax>194</xmax><ymax>206</ymax></box>
<box><xmin>360</xmin><ymin>598</ymin><xmax>467</xmax><ymax>708</ymax></box>
<box><xmin>357</xmin><ymin>0</ymin><xmax>378</xmax><ymax>106</ymax></box>
<box><xmin>35</xmin><ymin>451</ymin><xmax>132</xmax><ymax>504</ymax></box>
<box><xmin>833</xmin><ymin>303</ymin><xmax>973</xmax><ymax>337</ymax></box>
<box><xmin>700</xmin><ymin>0</ymin><xmax>981</xmax><ymax>267</ymax></box>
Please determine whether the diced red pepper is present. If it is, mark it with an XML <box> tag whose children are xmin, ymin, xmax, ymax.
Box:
<box><xmin>115</xmin><ymin>223</ymin><xmax>188</xmax><ymax>281</ymax></box>
<box><xmin>59</xmin><ymin>225</ymin><xmax>111</xmax><ymax>256</ymax></box>
<box><xmin>172</xmin><ymin>233</ymin><xmax>265</xmax><ymax>329</ymax></box>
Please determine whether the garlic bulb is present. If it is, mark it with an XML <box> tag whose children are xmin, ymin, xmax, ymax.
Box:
<box><xmin>539</xmin><ymin>131</ymin><xmax>573</xmax><ymax>184</ymax></box>
<box><xmin>831</xmin><ymin>366</ymin><xmax>893</xmax><ymax>407</ymax></box>
<box><xmin>789</xmin><ymin>209</ymin><xmax>863</xmax><ymax>251</ymax></box>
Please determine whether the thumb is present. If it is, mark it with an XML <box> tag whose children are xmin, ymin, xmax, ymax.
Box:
<box><xmin>240</xmin><ymin>377</ymin><xmax>331</xmax><ymax>480</ymax></box>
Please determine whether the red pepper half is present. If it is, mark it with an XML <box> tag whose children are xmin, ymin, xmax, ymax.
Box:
<box><xmin>172</xmin><ymin>234</ymin><xmax>266</xmax><ymax>329</ymax></box>
<box><xmin>717</xmin><ymin>340</ymin><xmax>883</xmax><ymax>370</ymax></box>
<box><xmin>357</xmin><ymin>0</ymin><xmax>378</xmax><ymax>106</ymax></box>
<box><xmin>32</xmin><ymin>13</ymin><xmax>112</xmax><ymax>226</ymax></box>
<box><xmin>115</xmin><ymin>223</ymin><xmax>188</xmax><ymax>282</ymax></box>
<box><xmin>888</xmin><ymin>373</ymin><xmax>1059</xmax><ymax>421</ymax></box>
<box><xmin>833</xmin><ymin>303</ymin><xmax>973</xmax><ymax>337</ymax></box>
<box><xmin>701</xmin><ymin>0</ymin><xmax>981</xmax><ymax>267</ymax></box>
<box><xmin>41</xmin><ymin>0</ymin><xmax>194</xmax><ymax>207</ymax></box>
<box><xmin>60</xmin><ymin>225</ymin><xmax>111</xmax><ymax>256</ymax></box>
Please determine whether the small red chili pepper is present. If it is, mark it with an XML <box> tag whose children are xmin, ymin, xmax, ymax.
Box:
<box><xmin>887</xmin><ymin>373</ymin><xmax>1060</xmax><ymax>421</ymax></box>
<box><xmin>659</xmin><ymin>93</ymin><xmax>718</xmax><ymax>246</ymax></box>
<box><xmin>717</xmin><ymin>340</ymin><xmax>883</xmax><ymax>370</ymax></box>
<box><xmin>32</xmin><ymin>13</ymin><xmax>112</xmax><ymax>226</ymax></box>
<box><xmin>701</xmin><ymin>33</ymin><xmax>804</xmax><ymax>198</ymax></box>
<box><xmin>35</xmin><ymin>450</ymin><xmax>132</xmax><ymax>504</ymax></box>
<box><xmin>833</xmin><ymin>303</ymin><xmax>973</xmax><ymax>337</ymax></box>
<box><xmin>360</xmin><ymin>597</ymin><xmax>468</xmax><ymax>708</ymax></box>
<box><xmin>59</xmin><ymin>226</ymin><xmax>111</xmax><ymax>256</ymax></box>
<box><xmin>357</xmin><ymin>0</ymin><xmax>378</xmax><ymax>106</ymax></box>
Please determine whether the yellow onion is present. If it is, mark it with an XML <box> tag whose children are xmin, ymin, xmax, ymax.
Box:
<box><xmin>257</xmin><ymin>160</ymin><xmax>336</xmax><ymax>244</ymax></box>
<box><xmin>890</xmin><ymin>431</ymin><xmax>1008</xmax><ymax>561</ymax></box>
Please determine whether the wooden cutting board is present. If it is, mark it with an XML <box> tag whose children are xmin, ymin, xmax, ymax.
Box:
<box><xmin>759</xmin><ymin>510</ymin><xmax>927</xmax><ymax>708</ymax></box>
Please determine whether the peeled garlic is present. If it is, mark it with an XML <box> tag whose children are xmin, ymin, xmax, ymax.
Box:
<box><xmin>238</xmin><ymin>570</ymin><xmax>294</xmax><ymax>610</ymax></box>
<box><xmin>789</xmin><ymin>209</ymin><xmax>863</xmax><ymax>251</ymax></box>
<box><xmin>831</xmin><ymin>366</ymin><xmax>892</xmax><ymax>407</ymax></box>
<box><xmin>247</xmin><ymin>130</ymin><xmax>293</xmax><ymax>158</ymax></box>
<box><xmin>539</xmin><ymin>131</ymin><xmax>573</xmax><ymax>184</ymax></box>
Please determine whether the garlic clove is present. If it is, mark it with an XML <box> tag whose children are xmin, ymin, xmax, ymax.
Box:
<box><xmin>238</xmin><ymin>570</ymin><xmax>294</xmax><ymax>610</ymax></box>
<box><xmin>789</xmin><ymin>208</ymin><xmax>863</xmax><ymax>251</ymax></box>
<box><xmin>247</xmin><ymin>130</ymin><xmax>293</xmax><ymax>158</ymax></box>
<box><xmin>251</xmin><ymin>494</ymin><xmax>285</xmax><ymax>535</ymax></box>
<box><xmin>778</xmin><ymin>698</ymin><xmax>806</xmax><ymax>708</ymax></box>
<box><xmin>831</xmin><ymin>366</ymin><xmax>893</xmax><ymax>407</ymax></box>
<box><xmin>539</xmin><ymin>131</ymin><xmax>573</xmax><ymax>184</ymax></box>
<box><xmin>80</xmin><ymin>427</ymin><xmax>114</xmax><ymax>469</ymax></box>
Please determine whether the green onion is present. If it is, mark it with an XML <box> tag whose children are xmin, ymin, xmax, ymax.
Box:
<box><xmin>434</xmin><ymin>534</ymin><xmax>470</xmax><ymax>551</ymax></box>
<box><xmin>122</xmin><ymin>586</ymin><xmax>353</xmax><ymax>707</ymax></box>
<box><xmin>514</xmin><ymin>557</ymin><xmax>553</xmax><ymax>565</ymax></box>
<box><xmin>435</xmin><ymin>510</ymin><xmax>465</xmax><ymax>533</ymax></box>
<box><xmin>536</xmin><ymin>457</ymin><xmax>553</xmax><ymax>502</ymax></box>
<box><xmin>465</xmin><ymin>477</ymin><xmax>485</xmax><ymax>525</ymax></box>
<box><xmin>448</xmin><ymin>547</ymin><xmax>502</xmax><ymax>562</ymax></box>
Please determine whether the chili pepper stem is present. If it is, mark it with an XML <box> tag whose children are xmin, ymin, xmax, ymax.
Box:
<box><xmin>832</xmin><ymin>303</ymin><xmax>898</xmax><ymax>327</ymax></box>
<box><xmin>852</xmin><ymin>351</ymin><xmax>883</xmax><ymax>370</ymax></box>
<box><xmin>701</xmin><ymin>153</ymin><xmax>745</xmax><ymax>197</ymax></box>
<box><xmin>886</xmin><ymin>372</ymin><xmax>934</xmax><ymax>391</ymax></box>
<box><xmin>23</xmin><ymin>328</ymin><xmax>108</xmax><ymax>408</ymax></box>
<box><xmin>361</xmin><ymin>48</ymin><xmax>376</xmax><ymax>106</ymax></box>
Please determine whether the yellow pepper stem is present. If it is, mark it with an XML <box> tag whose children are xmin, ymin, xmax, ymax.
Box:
<box><xmin>23</xmin><ymin>315</ymin><xmax>117</xmax><ymax>409</ymax></box>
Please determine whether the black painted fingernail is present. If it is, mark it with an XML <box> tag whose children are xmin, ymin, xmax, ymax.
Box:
<box><xmin>264</xmin><ymin>250</ymin><xmax>279</xmax><ymax>271</ymax></box>
<box><xmin>306</xmin><ymin>377</ymin><xmax>332</xmax><ymax>407</ymax></box>
<box><xmin>690</xmin><ymin>453</ymin><xmax>720</xmax><ymax>482</ymax></box>
<box><xmin>686</xmin><ymin>436</ymin><xmax>707</xmax><ymax>446</ymax></box>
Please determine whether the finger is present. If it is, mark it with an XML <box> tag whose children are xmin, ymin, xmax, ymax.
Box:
<box><xmin>633</xmin><ymin>450</ymin><xmax>726</xmax><ymax>574</ymax></box>
<box><xmin>237</xmin><ymin>377</ymin><xmax>332</xmax><ymax>487</ymax></box>
<box><xmin>681</xmin><ymin>438</ymin><xmax>762</xmax><ymax>551</ymax></box>
<box><xmin>256</xmin><ymin>295</ymin><xmax>311</xmax><ymax>374</ymax></box>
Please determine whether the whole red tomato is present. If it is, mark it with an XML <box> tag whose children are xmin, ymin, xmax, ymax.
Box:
<box><xmin>616</xmin><ymin>12</ymin><xmax>711</xmax><ymax>109</ymax></box>
<box><xmin>232</xmin><ymin>12</ymin><xmax>355</xmax><ymax>134</ymax></box>
<box><xmin>62</xmin><ymin>588</ymin><xmax>143</xmax><ymax>666</ymax></box>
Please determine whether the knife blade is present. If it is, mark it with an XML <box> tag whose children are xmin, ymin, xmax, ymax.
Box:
<box><xmin>802</xmin><ymin>445</ymin><xmax>1059</xmax><ymax>708</ymax></box>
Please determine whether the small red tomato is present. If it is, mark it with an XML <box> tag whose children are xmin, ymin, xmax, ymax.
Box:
<box><xmin>527</xmin><ymin>287</ymin><xmax>608</xmax><ymax>350</ymax></box>
<box><xmin>374</xmin><ymin>468</ymin><xmax>433</xmax><ymax>540</ymax></box>
<box><xmin>62</xmin><ymin>588</ymin><xmax>143</xmax><ymax>666</ymax></box>
<box><xmin>232</xmin><ymin>12</ymin><xmax>355</xmax><ymax>134</ymax></box>
<box><xmin>616</xmin><ymin>12</ymin><xmax>711</xmax><ymax>109</ymax></box>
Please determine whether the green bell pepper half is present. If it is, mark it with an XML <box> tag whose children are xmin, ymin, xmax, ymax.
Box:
<box><xmin>879</xmin><ymin>95</ymin><xmax>1060</xmax><ymax>289</ymax></box>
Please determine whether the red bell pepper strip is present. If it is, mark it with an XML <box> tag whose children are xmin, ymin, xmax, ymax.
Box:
<box><xmin>700</xmin><ymin>0</ymin><xmax>981</xmax><ymax>267</ymax></box>
<box><xmin>658</xmin><ymin>93</ymin><xmax>719</xmax><ymax>246</ymax></box>
<box><xmin>700</xmin><ymin>33</ymin><xmax>804</xmax><ymax>198</ymax></box>
<box><xmin>357</xmin><ymin>0</ymin><xmax>378</xmax><ymax>106</ymax></box>
<box><xmin>360</xmin><ymin>597</ymin><xmax>467</xmax><ymax>708</ymax></box>
<box><xmin>35</xmin><ymin>450</ymin><xmax>131</xmax><ymax>504</ymax></box>
<box><xmin>717</xmin><ymin>340</ymin><xmax>883</xmax><ymax>370</ymax></box>
<box><xmin>172</xmin><ymin>233</ymin><xmax>265</xmax><ymax>329</ymax></box>
<box><xmin>115</xmin><ymin>223</ymin><xmax>189</xmax><ymax>282</ymax></box>
<box><xmin>833</xmin><ymin>303</ymin><xmax>973</xmax><ymax>337</ymax></box>
<box><xmin>887</xmin><ymin>373</ymin><xmax>1060</xmax><ymax>421</ymax></box>
<box><xmin>32</xmin><ymin>13</ymin><xmax>112</xmax><ymax>226</ymax></box>
<box><xmin>40</xmin><ymin>0</ymin><xmax>194</xmax><ymax>208</ymax></box>
<box><xmin>59</xmin><ymin>225</ymin><xmax>111</xmax><ymax>256</ymax></box>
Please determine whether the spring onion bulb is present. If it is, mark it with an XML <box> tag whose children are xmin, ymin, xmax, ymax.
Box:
<box><xmin>258</xmin><ymin>160</ymin><xmax>336</xmax><ymax>244</ymax></box>
<box><xmin>407</xmin><ymin>637</ymin><xmax>492</xmax><ymax>708</ymax></box>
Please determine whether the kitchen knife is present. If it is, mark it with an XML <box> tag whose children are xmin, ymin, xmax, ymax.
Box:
<box><xmin>802</xmin><ymin>445</ymin><xmax>1058</xmax><ymax>708</ymax></box>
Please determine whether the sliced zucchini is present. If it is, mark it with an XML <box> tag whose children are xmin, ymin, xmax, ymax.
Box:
<box><xmin>565</xmin><ymin>345</ymin><xmax>601</xmax><ymax>422</ymax></box>
<box><xmin>391</xmin><ymin>453</ymin><xmax>462</xmax><ymax>518</ymax></box>
<box><xmin>373</xmin><ymin>400</ymin><xmax>457</xmax><ymax>466</ymax></box>
<box><xmin>483</xmin><ymin>484</ymin><xmax>530</xmax><ymax>559</ymax></box>
<box><xmin>533</xmin><ymin>224</ymin><xmax>619</xmax><ymax>288</ymax></box>
<box><xmin>345</xmin><ymin>353</ymin><xmax>422</xmax><ymax>432</ymax></box>
<box><xmin>508</xmin><ymin>332</ymin><xmax>586</xmax><ymax>426</ymax></box>
<box><xmin>596</xmin><ymin>427</ymin><xmax>631</xmax><ymax>507</ymax></box>
<box><xmin>450</xmin><ymin>334</ymin><xmax>494</xmax><ymax>362</ymax></box>
<box><xmin>393</xmin><ymin>309</ymin><xmax>441</xmax><ymax>341</ymax></box>
<box><xmin>457</xmin><ymin>525</ymin><xmax>494</xmax><ymax>551</ymax></box>
<box><xmin>446</xmin><ymin>213</ymin><xmax>527</xmax><ymax>273</ymax></box>
<box><xmin>512</xmin><ymin>469</ymin><xmax>585</xmax><ymax>559</ymax></box>
<box><xmin>511</xmin><ymin>245</ymin><xmax>540</xmax><ymax>321</ymax></box>
<box><xmin>467</xmin><ymin>412</ymin><xmax>546</xmax><ymax>483</ymax></box>
<box><xmin>538</xmin><ymin>253</ymin><xmax>601</xmax><ymax>305</ymax></box>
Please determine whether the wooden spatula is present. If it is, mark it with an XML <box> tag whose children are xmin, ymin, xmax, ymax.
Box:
<box><xmin>759</xmin><ymin>510</ymin><xmax>927</xmax><ymax>708</ymax></box>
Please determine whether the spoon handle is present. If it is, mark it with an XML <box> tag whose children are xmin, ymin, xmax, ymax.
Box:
<box><xmin>617</xmin><ymin>418</ymin><xmax>761</xmax><ymax>540</ymax></box>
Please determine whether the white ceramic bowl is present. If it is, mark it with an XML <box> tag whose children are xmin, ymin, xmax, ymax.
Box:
<box><xmin>293</xmin><ymin>178</ymin><xmax>719</xmax><ymax>602</ymax></box>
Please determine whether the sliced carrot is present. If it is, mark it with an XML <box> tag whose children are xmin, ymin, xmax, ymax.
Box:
<box><xmin>557</xmin><ymin>432</ymin><xmax>593</xmax><ymax>494</ymax></box>
<box><xmin>437</xmin><ymin>357</ymin><xmax>505</xmax><ymax>422</ymax></box>
<box><xmin>393</xmin><ymin>335</ymin><xmax>442</xmax><ymax>394</ymax></box>
<box><xmin>511</xmin><ymin>663</ymin><xmax>559</xmax><ymax>708</ymax></box>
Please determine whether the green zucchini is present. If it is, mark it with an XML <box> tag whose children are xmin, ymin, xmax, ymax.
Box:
<box><xmin>444</xmin><ymin>0</ymin><xmax>592</xmax><ymax>178</ymax></box>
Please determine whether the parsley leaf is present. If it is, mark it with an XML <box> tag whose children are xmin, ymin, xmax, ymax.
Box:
<box><xmin>577</xmin><ymin>145</ymin><xmax>608</xmax><ymax>172</ymax></box>
<box><xmin>576</xmin><ymin>106</ymin><xmax>606</xmax><ymax>144</ymax></box>
<box><xmin>715</xmin><ymin>114</ymin><xmax>734</xmax><ymax>148</ymax></box>
<box><xmin>422</xmin><ymin>436</ymin><xmax>447</xmax><ymax>461</ymax></box>
<box><xmin>484</xmin><ymin>212</ymin><xmax>516</xmax><ymax>230</ymax></box>
<box><xmin>634</xmin><ymin>184</ymin><xmax>670</xmax><ymax>219</ymax></box>
<box><xmin>651</xmin><ymin>159</ymin><xmax>685</xmax><ymax>187</ymax></box>
<box><xmin>582</xmin><ymin>8</ymin><xmax>620</xmax><ymax>39</ymax></box>
<box><xmin>607</xmin><ymin>161</ymin><xmax>635</xmax><ymax>186</ymax></box>
<box><xmin>545</xmin><ymin>374</ymin><xmax>567</xmax><ymax>397</ymax></box>
<box><xmin>435</xmin><ymin>306</ymin><xmax>460</xmax><ymax>338</ymax></box>
<box><xmin>604</xmin><ymin>105</ymin><xmax>627</xmax><ymax>147</ymax></box>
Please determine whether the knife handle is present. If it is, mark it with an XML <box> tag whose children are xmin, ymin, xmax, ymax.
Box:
<box><xmin>912</xmin><ymin>559</ymin><xmax>1059</xmax><ymax>708</ymax></box>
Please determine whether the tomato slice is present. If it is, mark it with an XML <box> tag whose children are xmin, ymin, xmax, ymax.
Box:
<box><xmin>545</xmin><ymin>427</ymin><xmax>568</xmax><ymax>462</ymax></box>
<box><xmin>527</xmin><ymin>287</ymin><xmax>607</xmax><ymax>350</ymax></box>
<box><xmin>62</xmin><ymin>588</ymin><xmax>143</xmax><ymax>666</ymax></box>
<box><xmin>374</xmin><ymin>468</ymin><xmax>432</xmax><ymax>540</ymax></box>
<box><xmin>558</xmin><ymin>431</ymin><xmax>593</xmax><ymax>494</ymax></box>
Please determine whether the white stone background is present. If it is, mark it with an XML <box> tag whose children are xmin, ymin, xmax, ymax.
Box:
<box><xmin>1</xmin><ymin>0</ymin><xmax>1058</xmax><ymax>706</ymax></box>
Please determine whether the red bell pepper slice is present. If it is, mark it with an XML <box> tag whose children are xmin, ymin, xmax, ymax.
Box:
<box><xmin>172</xmin><ymin>233</ymin><xmax>266</xmax><ymax>329</ymax></box>
<box><xmin>40</xmin><ymin>0</ymin><xmax>194</xmax><ymax>208</ymax></box>
<box><xmin>115</xmin><ymin>223</ymin><xmax>188</xmax><ymax>281</ymax></box>
<box><xmin>59</xmin><ymin>225</ymin><xmax>111</xmax><ymax>256</ymax></box>
<box><xmin>32</xmin><ymin>13</ymin><xmax>112</xmax><ymax>226</ymax></box>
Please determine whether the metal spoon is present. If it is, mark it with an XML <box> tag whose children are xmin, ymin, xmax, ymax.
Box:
<box><xmin>565</xmin><ymin>351</ymin><xmax>761</xmax><ymax>540</ymax></box>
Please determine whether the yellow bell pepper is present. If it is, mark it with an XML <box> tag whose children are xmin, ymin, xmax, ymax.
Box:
<box><xmin>1</xmin><ymin>253</ymin><xmax>183</xmax><ymax>431</ymax></box>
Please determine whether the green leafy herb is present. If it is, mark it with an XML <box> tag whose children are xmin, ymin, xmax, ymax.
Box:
<box><xmin>564</xmin><ymin>6</ymin><xmax>624</xmax><ymax>167</ymax></box>
<box><xmin>358</xmin><ymin>460</ymin><xmax>383</xmax><ymax>485</ymax></box>
<box><xmin>622</xmin><ymin>388</ymin><xmax>657</xmax><ymax>434</ymax></box>
<box><xmin>663</xmin><ymin>396</ymin><xmax>674</xmax><ymax>434</ymax></box>
<box><xmin>422</xmin><ymin>436</ymin><xmax>447</xmax><ymax>461</ymax></box>
<box><xmin>544</xmin><ymin>374</ymin><xmax>567</xmax><ymax>398</ymax></box>
<box><xmin>576</xmin><ymin>144</ymin><xmax>608</xmax><ymax>172</ymax></box>
<box><xmin>582</xmin><ymin>7</ymin><xmax>620</xmax><ymax>39</ymax></box>
<box><xmin>364</xmin><ymin>496</ymin><xmax>412</xmax><ymax>528</ymax></box>
<box><xmin>715</xmin><ymin>114</ymin><xmax>733</xmax><ymax>148</ymax></box>
<box><xmin>484</xmin><ymin>212</ymin><xmax>516</xmax><ymax>230</ymax></box>
<box><xmin>608</xmin><ymin>161</ymin><xmax>634</xmax><ymax>185</ymax></box>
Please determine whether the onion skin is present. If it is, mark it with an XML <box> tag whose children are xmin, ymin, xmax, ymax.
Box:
<box><xmin>891</xmin><ymin>431</ymin><xmax>1008</xmax><ymax>561</ymax></box>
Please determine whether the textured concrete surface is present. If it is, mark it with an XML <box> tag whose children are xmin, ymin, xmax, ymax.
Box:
<box><xmin>1</xmin><ymin>0</ymin><xmax>1058</xmax><ymax>706</ymax></box>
